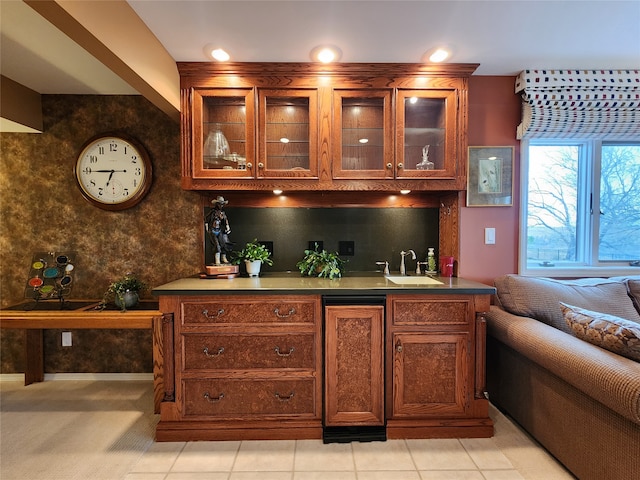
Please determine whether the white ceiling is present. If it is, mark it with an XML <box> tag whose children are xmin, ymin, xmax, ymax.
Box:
<box><xmin>2</xmin><ymin>0</ymin><xmax>640</xmax><ymax>96</ymax></box>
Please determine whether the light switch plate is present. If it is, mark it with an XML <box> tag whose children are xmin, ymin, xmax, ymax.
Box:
<box><xmin>62</xmin><ymin>331</ymin><xmax>72</xmax><ymax>347</ymax></box>
<box><xmin>485</xmin><ymin>227</ymin><xmax>496</xmax><ymax>245</ymax></box>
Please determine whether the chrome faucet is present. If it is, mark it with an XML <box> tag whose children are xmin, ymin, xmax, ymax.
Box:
<box><xmin>376</xmin><ymin>261</ymin><xmax>390</xmax><ymax>275</ymax></box>
<box><xmin>399</xmin><ymin>250</ymin><xmax>416</xmax><ymax>275</ymax></box>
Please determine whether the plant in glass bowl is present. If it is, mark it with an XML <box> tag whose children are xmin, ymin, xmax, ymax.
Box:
<box><xmin>296</xmin><ymin>243</ymin><xmax>347</xmax><ymax>279</ymax></box>
<box><xmin>101</xmin><ymin>272</ymin><xmax>146</xmax><ymax>312</ymax></box>
<box><xmin>232</xmin><ymin>239</ymin><xmax>273</xmax><ymax>277</ymax></box>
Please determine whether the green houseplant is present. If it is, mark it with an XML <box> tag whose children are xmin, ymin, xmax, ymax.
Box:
<box><xmin>101</xmin><ymin>273</ymin><xmax>146</xmax><ymax>312</ymax></box>
<box><xmin>232</xmin><ymin>239</ymin><xmax>273</xmax><ymax>277</ymax></box>
<box><xmin>296</xmin><ymin>243</ymin><xmax>347</xmax><ymax>279</ymax></box>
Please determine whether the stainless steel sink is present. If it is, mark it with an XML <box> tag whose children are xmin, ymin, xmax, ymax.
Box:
<box><xmin>385</xmin><ymin>276</ymin><xmax>443</xmax><ymax>285</ymax></box>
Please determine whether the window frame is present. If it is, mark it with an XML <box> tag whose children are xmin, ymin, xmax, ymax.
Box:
<box><xmin>519</xmin><ymin>138</ymin><xmax>640</xmax><ymax>278</ymax></box>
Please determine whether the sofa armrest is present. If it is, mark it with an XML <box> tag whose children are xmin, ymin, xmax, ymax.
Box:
<box><xmin>486</xmin><ymin>305</ymin><xmax>640</xmax><ymax>425</ymax></box>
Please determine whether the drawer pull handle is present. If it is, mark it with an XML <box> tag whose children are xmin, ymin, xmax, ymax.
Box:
<box><xmin>274</xmin><ymin>346</ymin><xmax>295</xmax><ymax>357</ymax></box>
<box><xmin>202</xmin><ymin>308</ymin><xmax>224</xmax><ymax>319</ymax></box>
<box><xmin>203</xmin><ymin>392</ymin><xmax>224</xmax><ymax>402</ymax></box>
<box><xmin>274</xmin><ymin>307</ymin><xmax>296</xmax><ymax>318</ymax></box>
<box><xmin>275</xmin><ymin>391</ymin><xmax>295</xmax><ymax>401</ymax></box>
<box><xmin>203</xmin><ymin>347</ymin><xmax>225</xmax><ymax>357</ymax></box>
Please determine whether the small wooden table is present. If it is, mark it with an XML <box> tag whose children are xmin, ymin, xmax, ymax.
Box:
<box><xmin>0</xmin><ymin>299</ymin><xmax>165</xmax><ymax>413</ymax></box>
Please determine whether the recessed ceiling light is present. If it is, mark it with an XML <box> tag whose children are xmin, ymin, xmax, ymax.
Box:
<box><xmin>310</xmin><ymin>45</ymin><xmax>343</xmax><ymax>63</ymax></box>
<box><xmin>422</xmin><ymin>46</ymin><xmax>452</xmax><ymax>64</ymax></box>
<box><xmin>203</xmin><ymin>44</ymin><xmax>230</xmax><ymax>62</ymax></box>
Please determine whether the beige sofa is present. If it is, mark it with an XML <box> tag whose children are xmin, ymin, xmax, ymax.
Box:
<box><xmin>485</xmin><ymin>275</ymin><xmax>640</xmax><ymax>480</ymax></box>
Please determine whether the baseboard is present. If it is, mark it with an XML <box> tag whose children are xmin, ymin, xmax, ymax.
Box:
<box><xmin>0</xmin><ymin>373</ymin><xmax>153</xmax><ymax>382</ymax></box>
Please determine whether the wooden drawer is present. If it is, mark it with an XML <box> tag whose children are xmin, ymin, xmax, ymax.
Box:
<box><xmin>390</xmin><ymin>296</ymin><xmax>471</xmax><ymax>326</ymax></box>
<box><xmin>183</xmin><ymin>378</ymin><xmax>316</xmax><ymax>416</ymax></box>
<box><xmin>183</xmin><ymin>333</ymin><xmax>316</xmax><ymax>370</ymax></box>
<box><xmin>182</xmin><ymin>297</ymin><xmax>318</xmax><ymax>325</ymax></box>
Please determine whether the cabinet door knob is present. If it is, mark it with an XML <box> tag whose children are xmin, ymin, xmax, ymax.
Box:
<box><xmin>258</xmin><ymin>162</ymin><xmax>264</xmax><ymax>168</ymax></box>
<box><xmin>246</xmin><ymin>162</ymin><xmax>253</xmax><ymax>168</ymax></box>
<box><xmin>386</xmin><ymin>163</ymin><xmax>393</xmax><ymax>169</ymax></box>
<box><xmin>397</xmin><ymin>163</ymin><xmax>404</xmax><ymax>169</ymax></box>
<box><xmin>396</xmin><ymin>342</ymin><xmax>403</xmax><ymax>353</ymax></box>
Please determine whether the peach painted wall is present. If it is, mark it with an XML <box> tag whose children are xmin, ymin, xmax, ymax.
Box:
<box><xmin>459</xmin><ymin>76</ymin><xmax>521</xmax><ymax>286</ymax></box>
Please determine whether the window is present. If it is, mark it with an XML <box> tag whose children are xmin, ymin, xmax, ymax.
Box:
<box><xmin>521</xmin><ymin>140</ymin><xmax>640</xmax><ymax>276</ymax></box>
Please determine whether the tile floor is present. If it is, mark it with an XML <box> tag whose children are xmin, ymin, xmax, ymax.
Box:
<box><xmin>125</xmin><ymin>406</ymin><xmax>575</xmax><ymax>480</ymax></box>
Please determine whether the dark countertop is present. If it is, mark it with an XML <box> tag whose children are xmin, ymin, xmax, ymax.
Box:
<box><xmin>152</xmin><ymin>272</ymin><xmax>495</xmax><ymax>296</ymax></box>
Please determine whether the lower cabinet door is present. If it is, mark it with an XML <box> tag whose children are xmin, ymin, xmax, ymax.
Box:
<box><xmin>391</xmin><ymin>332</ymin><xmax>469</xmax><ymax>417</ymax></box>
<box><xmin>183</xmin><ymin>378</ymin><xmax>317</xmax><ymax>417</ymax></box>
<box><xmin>324</xmin><ymin>305</ymin><xmax>385</xmax><ymax>426</ymax></box>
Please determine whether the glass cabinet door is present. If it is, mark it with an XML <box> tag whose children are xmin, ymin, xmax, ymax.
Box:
<box><xmin>258</xmin><ymin>89</ymin><xmax>318</xmax><ymax>179</ymax></box>
<box><xmin>192</xmin><ymin>88</ymin><xmax>255</xmax><ymax>179</ymax></box>
<box><xmin>396</xmin><ymin>89</ymin><xmax>457</xmax><ymax>179</ymax></box>
<box><xmin>332</xmin><ymin>90</ymin><xmax>393</xmax><ymax>179</ymax></box>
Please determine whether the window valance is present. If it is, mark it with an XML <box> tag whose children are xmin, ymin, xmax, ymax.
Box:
<box><xmin>515</xmin><ymin>69</ymin><xmax>640</xmax><ymax>140</ymax></box>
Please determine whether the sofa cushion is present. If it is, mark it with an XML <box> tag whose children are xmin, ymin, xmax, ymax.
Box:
<box><xmin>561</xmin><ymin>303</ymin><xmax>640</xmax><ymax>361</ymax></box>
<box><xmin>494</xmin><ymin>275</ymin><xmax>640</xmax><ymax>334</ymax></box>
<box><xmin>610</xmin><ymin>276</ymin><xmax>640</xmax><ymax>315</ymax></box>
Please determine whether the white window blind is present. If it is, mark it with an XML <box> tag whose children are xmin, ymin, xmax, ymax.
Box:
<box><xmin>516</xmin><ymin>69</ymin><xmax>640</xmax><ymax>139</ymax></box>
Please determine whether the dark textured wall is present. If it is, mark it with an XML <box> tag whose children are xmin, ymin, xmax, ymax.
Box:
<box><xmin>0</xmin><ymin>95</ymin><xmax>201</xmax><ymax>374</ymax></box>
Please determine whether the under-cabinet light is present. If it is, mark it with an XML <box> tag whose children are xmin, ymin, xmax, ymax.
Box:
<box><xmin>273</xmin><ymin>189</ymin><xmax>283</xmax><ymax>195</ymax></box>
<box><xmin>400</xmin><ymin>189</ymin><xmax>411</xmax><ymax>195</ymax></box>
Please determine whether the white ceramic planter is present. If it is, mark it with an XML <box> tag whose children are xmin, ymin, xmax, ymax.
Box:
<box><xmin>245</xmin><ymin>260</ymin><xmax>262</xmax><ymax>277</ymax></box>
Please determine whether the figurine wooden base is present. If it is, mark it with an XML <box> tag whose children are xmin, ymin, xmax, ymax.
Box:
<box><xmin>205</xmin><ymin>264</ymin><xmax>239</xmax><ymax>276</ymax></box>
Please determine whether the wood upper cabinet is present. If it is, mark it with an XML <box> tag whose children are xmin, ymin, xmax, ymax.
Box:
<box><xmin>178</xmin><ymin>62</ymin><xmax>477</xmax><ymax>191</ymax></box>
<box><xmin>332</xmin><ymin>89</ymin><xmax>393</xmax><ymax>179</ymax></box>
<box><xmin>191</xmin><ymin>88</ymin><xmax>256</xmax><ymax>179</ymax></box>
<box><xmin>396</xmin><ymin>89</ymin><xmax>458</xmax><ymax>179</ymax></box>
<box><xmin>258</xmin><ymin>89</ymin><xmax>319</xmax><ymax>179</ymax></box>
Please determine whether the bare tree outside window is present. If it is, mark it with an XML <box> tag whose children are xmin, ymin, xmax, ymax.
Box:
<box><xmin>526</xmin><ymin>143</ymin><xmax>640</xmax><ymax>266</ymax></box>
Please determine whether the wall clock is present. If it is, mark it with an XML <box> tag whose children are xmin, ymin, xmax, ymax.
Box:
<box><xmin>74</xmin><ymin>133</ymin><xmax>152</xmax><ymax>210</ymax></box>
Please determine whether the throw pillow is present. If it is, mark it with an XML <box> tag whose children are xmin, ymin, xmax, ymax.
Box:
<box><xmin>494</xmin><ymin>275</ymin><xmax>640</xmax><ymax>334</ymax></box>
<box><xmin>560</xmin><ymin>303</ymin><xmax>640</xmax><ymax>362</ymax></box>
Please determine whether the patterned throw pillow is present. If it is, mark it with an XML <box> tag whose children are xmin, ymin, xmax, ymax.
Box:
<box><xmin>560</xmin><ymin>303</ymin><xmax>640</xmax><ymax>362</ymax></box>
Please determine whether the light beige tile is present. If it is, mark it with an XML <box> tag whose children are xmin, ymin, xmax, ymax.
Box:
<box><xmin>460</xmin><ymin>438</ymin><xmax>513</xmax><ymax>470</ymax></box>
<box><xmin>171</xmin><ymin>441</ymin><xmax>240</xmax><ymax>472</ymax></box>
<box><xmin>357</xmin><ymin>471</ymin><xmax>421</xmax><ymax>480</ymax></box>
<box><xmin>294</xmin><ymin>473</ymin><xmax>357</xmax><ymax>480</ymax></box>
<box><xmin>352</xmin><ymin>440</ymin><xmax>415</xmax><ymax>471</ymax></box>
<box><xmin>230</xmin><ymin>472</ymin><xmax>293</xmax><ymax>480</ymax></box>
<box><xmin>481</xmin><ymin>470</ymin><xmax>526</xmax><ymax>480</ymax></box>
<box><xmin>131</xmin><ymin>441</ymin><xmax>186</xmax><ymax>472</ymax></box>
<box><xmin>123</xmin><ymin>474</ymin><xmax>167</xmax><ymax>480</ymax></box>
<box><xmin>419</xmin><ymin>471</ymin><xmax>484</xmax><ymax>480</ymax></box>
<box><xmin>294</xmin><ymin>439</ymin><xmax>355</xmax><ymax>471</ymax></box>
<box><xmin>406</xmin><ymin>438</ymin><xmax>477</xmax><ymax>470</ymax></box>
<box><xmin>167</xmin><ymin>473</ymin><xmax>229</xmax><ymax>480</ymax></box>
<box><xmin>233</xmin><ymin>440</ymin><xmax>296</xmax><ymax>471</ymax></box>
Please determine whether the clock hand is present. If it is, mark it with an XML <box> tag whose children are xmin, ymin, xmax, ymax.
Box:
<box><xmin>105</xmin><ymin>170</ymin><xmax>114</xmax><ymax>187</ymax></box>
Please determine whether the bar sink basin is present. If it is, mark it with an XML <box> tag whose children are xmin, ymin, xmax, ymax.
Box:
<box><xmin>385</xmin><ymin>276</ymin><xmax>443</xmax><ymax>285</ymax></box>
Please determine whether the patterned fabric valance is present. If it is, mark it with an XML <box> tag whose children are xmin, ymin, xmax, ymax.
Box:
<box><xmin>515</xmin><ymin>69</ymin><xmax>640</xmax><ymax>140</ymax></box>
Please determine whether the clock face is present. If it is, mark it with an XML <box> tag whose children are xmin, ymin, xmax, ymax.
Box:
<box><xmin>75</xmin><ymin>134</ymin><xmax>152</xmax><ymax>210</ymax></box>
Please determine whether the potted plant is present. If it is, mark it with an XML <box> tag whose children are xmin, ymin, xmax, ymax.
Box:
<box><xmin>101</xmin><ymin>273</ymin><xmax>146</xmax><ymax>312</ymax></box>
<box><xmin>296</xmin><ymin>243</ymin><xmax>347</xmax><ymax>279</ymax></box>
<box><xmin>232</xmin><ymin>239</ymin><xmax>273</xmax><ymax>277</ymax></box>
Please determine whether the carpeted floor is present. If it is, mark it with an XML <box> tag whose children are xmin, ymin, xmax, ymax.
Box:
<box><xmin>0</xmin><ymin>380</ymin><xmax>157</xmax><ymax>480</ymax></box>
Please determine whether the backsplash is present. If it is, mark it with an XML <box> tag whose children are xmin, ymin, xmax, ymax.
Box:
<box><xmin>205</xmin><ymin>207</ymin><xmax>440</xmax><ymax>273</ymax></box>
